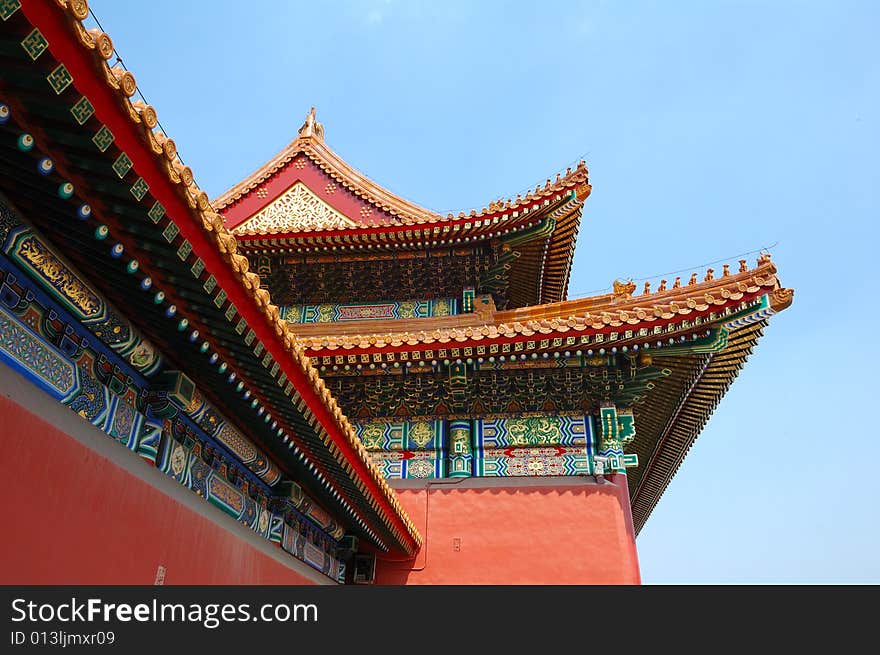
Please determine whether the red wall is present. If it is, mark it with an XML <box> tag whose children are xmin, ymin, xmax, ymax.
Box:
<box><xmin>375</xmin><ymin>478</ymin><xmax>641</xmax><ymax>585</ymax></box>
<box><xmin>0</xmin><ymin>392</ymin><xmax>640</xmax><ymax>585</ymax></box>
<box><xmin>0</xmin><ymin>395</ymin><xmax>319</xmax><ymax>585</ymax></box>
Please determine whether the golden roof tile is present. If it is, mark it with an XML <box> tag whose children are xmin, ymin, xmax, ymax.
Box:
<box><xmin>295</xmin><ymin>256</ymin><xmax>790</xmax><ymax>352</ymax></box>
<box><xmin>51</xmin><ymin>0</ymin><xmax>421</xmax><ymax>551</ymax></box>
<box><xmin>212</xmin><ymin>107</ymin><xmax>591</xmax><ymax>233</ymax></box>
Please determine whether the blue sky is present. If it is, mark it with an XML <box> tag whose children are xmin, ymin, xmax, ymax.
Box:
<box><xmin>88</xmin><ymin>0</ymin><xmax>878</xmax><ymax>583</ymax></box>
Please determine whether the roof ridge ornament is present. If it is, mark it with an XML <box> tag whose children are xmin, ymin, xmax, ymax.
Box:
<box><xmin>298</xmin><ymin>106</ymin><xmax>325</xmax><ymax>140</ymax></box>
<box><xmin>613</xmin><ymin>279</ymin><xmax>636</xmax><ymax>298</ymax></box>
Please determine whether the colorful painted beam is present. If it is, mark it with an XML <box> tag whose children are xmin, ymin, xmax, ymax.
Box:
<box><xmin>7</xmin><ymin>0</ymin><xmax>420</xmax><ymax>554</ymax></box>
<box><xmin>0</xmin><ymin>201</ymin><xmax>347</xmax><ymax>578</ymax></box>
<box><xmin>280</xmin><ymin>298</ymin><xmax>458</xmax><ymax>323</ymax></box>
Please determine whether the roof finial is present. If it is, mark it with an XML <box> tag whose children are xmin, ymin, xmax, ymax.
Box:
<box><xmin>298</xmin><ymin>106</ymin><xmax>325</xmax><ymax>140</ymax></box>
<box><xmin>613</xmin><ymin>279</ymin><xmax>636</xmax><ymax>298</ymax></box>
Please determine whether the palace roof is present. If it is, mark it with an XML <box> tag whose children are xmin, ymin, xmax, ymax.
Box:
<box><xmin>294</xmin><ymin>258</ymin><xmax>787</xmax><ymax>349</ymax></box>
<box><xmin>213</xmin><ymin>109</ymin><xmax>591</xmax><ymax>306</ymax></box>
<box><xmin>1</xmin><ymin>0</ymin><xmax>420</xmax><ymax>555</ymax></box>
<box><xmin>296</xmin><ymin>257</ymin><xmax>793</xmax><ymax>533</ymax></box>
<box><xmin>214</xmin><ymin>106</ymin><xmax>590</xmax><ymax>231</ymax></box>
<box><xmin>0</xmin><ymin>0</ymin><xmax>793</xmax><ymax>542</ymax></box>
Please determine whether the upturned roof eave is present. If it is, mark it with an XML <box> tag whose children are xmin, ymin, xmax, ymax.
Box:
<box><xmin>13</xmin><ymin>0</ymin><xmax>421</xmax><ymax>554</ymax></box>
<box><xmin>212</xmin><ymin>111</ymin><xmax>591</xmax><ymax>234</ymax></box>
<box><xmin>293</xmin><ymin>256</ymin><xmax>791</xmax><ymax>351</ymax></box>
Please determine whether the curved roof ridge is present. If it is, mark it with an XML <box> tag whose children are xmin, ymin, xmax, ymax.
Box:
<box><xmin>38</xmin><ymin>7</ymin><xmax>420</xmax><ymax>552</ymax></box>
<box><xmin>211</xmin><ymin>108</ymin><xmax>590</xmax><ymax>227</ymax></box>
<box><xmin>211</xmin><ymin>136</ymin><xmax>305</xmax><ymax>209</ymax></box>
<box><xmin>293</xmin><ymin>255</ymin><xmax>792</xmax><ymax>349</ymax></box>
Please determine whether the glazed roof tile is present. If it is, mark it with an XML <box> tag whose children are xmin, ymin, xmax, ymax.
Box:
<box><xmin>31</xmin><ymin>0</ymin><xmax>420</xmax><ymax>553</ymax></box>
<box><xmin>300</xmin><ymin>255</ymin><xmax>793</xmax><ymax>533</ymax></box>
<box><xmin>213</xmin><ymin>107</ymin><xmax>591</xmax><ymax>234</ymax></box>
<box><xmin>295</xmin><ymin>255</ymin><xmax>791</xmax><ymax>352</ymax></box>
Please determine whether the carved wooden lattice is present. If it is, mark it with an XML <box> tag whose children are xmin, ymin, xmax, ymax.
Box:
<box><xmin>233</xmin><ymin>182</ymin><xmax>357</xmax><ymax>234</ymax></box>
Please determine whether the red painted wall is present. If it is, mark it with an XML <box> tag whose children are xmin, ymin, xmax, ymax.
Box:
<box><xmin>0</xmin><ymin>395</ymin><xmax>319</xmax><ymax>585</ymax></box>
<box><xmin>375</xmin><ymin>479</ymin><xmax>641</xmax><ymax>585</ymax></box>
<box><xmin>19</xmin><ymin>2</ymin><xmax>416</xmax><ymax>556</ymax></box>
<box><xmin>0</xmin><ymin>392</ymin><xmax>639</xmax><ymax>585</ymax></box>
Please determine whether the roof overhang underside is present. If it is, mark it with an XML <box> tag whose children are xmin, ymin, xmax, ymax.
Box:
<box><xmin>0</xmin><ymin>0</ymin><xmax>420</xmax><ymax>555</ymax></box>
<box><xmin>293</xmin><ymin>263</ymin><xmax>792</xmax><ymax>533</ymax></box>
<box><xmin>214</xmin><ymin>114</ymin><xmax>590</xmax><ymax>307</ymax></box>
